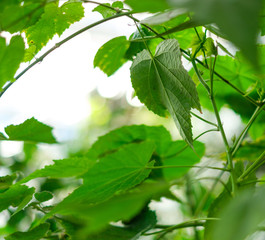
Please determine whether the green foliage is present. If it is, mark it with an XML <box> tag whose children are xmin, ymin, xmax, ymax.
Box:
<box><xmin>131</xmin><ymin>39</ymin><xmax>201</xmax><ymax>146</ymax></box>
<box><xmin>25</xmin><ymin>1</ymin><xmax>84</xmax><ymax>56</ymax></box>
<box><xmin>93</xmin><ymin>1</ymin><xmax>123</xmax><ymax>18</ymax></box>
<box><xmin>1</xmin><ymin>0</ymin><xmax>265</xmax><ymax>239</ymax></box>
<box><xmin>5</xmin><ymin>223</ymin><xmax>49</xmax><ymax>240</ymax></box>
<box><xmin>94</xmin><ymin>36</ymin><xmax>130</xmax><ymax>76</ymax></box>
<box><xmin>0</xmin><ymin>36</ymin><xmax>25</xmax><ymax>89</ymax></box>
<box><xmin>3</xmin><ymin>117</ymin><xmax>57</xmax><ymax>143</ymax></box>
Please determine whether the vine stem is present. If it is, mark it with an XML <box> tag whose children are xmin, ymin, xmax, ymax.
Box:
<box><xmin>146</xmin><ymin>165</ymin><xmax>230</xmax><ymax>172</ymax></box>
<box><xmin>231</xmin><ymin>101</ymin><xmax>265</xmax><ymax>157</ymax></box>
<box><xmin>238</xmin><ymin>150</ymin><xmax>265</xmax><ymax>182</ymax></box>
<box><xmin>143</xmin><ymin>218</ymin><xmax>219</xmax><ymax>236</ymax></box>
<box><xmin>0</xmin><ymin>11</ymin><xmax>134</xmax><ymax>98</ymax></box>
<box><xmin>191</xmin><ymin>111</ymin><xmax>218</xmax><ymax>127</ymax></box>
<box><xmin>192</xmin><ymin>56</ymin><xmax>237</xmax><ymax>196</ymax></box>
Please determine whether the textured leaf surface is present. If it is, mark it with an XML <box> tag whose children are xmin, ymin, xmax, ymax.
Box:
<box><xmin>92</xmin><ymin>1</ymin><xmax>123</xmax><ymax>19</ymax></box>
<box><xmin>131</xmin><ymin>39</ymin><xmax>201</xmax><ymax>146</ymax></box>
<box><xmin>4</xmin><ymin>117</ymin><xmax>57</xmax><ymax>143</ymax></box>
<box><xmin>87</xmin><ymin>124</ymin><xmax>172</xmax><ymax>159</ymax></box>
<box><xmin>0</xmin><ymin>36</ymin><xmax>25</xmax><ymax>89</ymax></box>
<box><xmin>52</xmin><ymin>141</ymin><xmax>155</xmax><ymax>214</ymax></box>
<box><xmin>5</xmin><ymin>223</ymin><xmax>49</xmax><ymax>240</ymax></box>
<box><xmin>0</xmin><ymin>185</ymin><xmax>34</xmax><ymax>212</ymax></box>
<box><xmin>94</xmin><ymin>36</ymin><xmax>130</xmax><ymax>76</ymax></box>
<box><xmin>20</xmin><ymin>157</ymin><xmax>93</xmax><ymax>184</ymax></box>
<box><xmin>25</xmin><ymin>1</ymin><xmax>84</xmax><ymax>53</ymax></box>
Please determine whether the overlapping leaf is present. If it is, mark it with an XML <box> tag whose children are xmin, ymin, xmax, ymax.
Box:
<box><xmin>52</xmin><ymin>141</ymin><xmax>155</xmax><ymax>214</ymax></box>
<box><xmin>19</xmin><ymin>157</ymin><xmax>93</xmax><ymax>184</ymax></box>
<box><xmin>3</xmin><ymin>117</ymin><xmax>57</xmax><ymax>143</ymax></box>
<box><xmin>94</xmin><ymin>36</ymin><xmax>130</xmax><ymax>76</ymax></box>
<box><xmin>5</xmin><ymin>223</ymin><xmax>49</xmax><ymax>240</ymax></box>
<box><xmin>92</xmin><ymin>1</ymin><xmax>123</xmax><ymax>19</ymax></box>
<box><xmin>131</xmin><ymin>39</ymin><xmax>201</xmax><ymax>146</ymax></box>
<box><xmin>25</xmin><ymin>1</ymin><xmax>84</xmax><ymax>55</ymax></box>
<box><xmin>0</xmin><ymin>36</ymin><xmax>25</xmax><ymax>89</ymax></box>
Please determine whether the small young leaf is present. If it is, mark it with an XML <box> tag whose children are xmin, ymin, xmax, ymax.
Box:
<box><xmin>5</xmin><ymin>223</ymin><xmax>49</xmax><ymax>240</ymax></box>
<box><xmin>130</xmin><ymin>39</ymin><xmax>201</xmax><ymax>147</ymax></box>
<box><xmin>34</xmin><ymin>191</ymin><xmax>53</xmax><ymax>202</ymax></box>
<box><xmin>0</xmin><ymin>36</ymin><xmax>25</xmax><ymax>89</ymax></box>
<box><xmin>94</xmin><ymin>36</ymin><xmax>130</xmax><ymax>76</ymax></box>
<box><xmin>4</xmin><ymin>117</ymin><xmax>57</xmax><ymax>143</ymax></box>
<box><xmin>92</xmin><ymin>1</ymin><xmax>123</xmax><ymax>19</ymax></box>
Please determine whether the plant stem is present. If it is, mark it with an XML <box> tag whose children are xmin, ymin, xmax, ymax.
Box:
<box><xmin>146</xmin><ymin>165</ymin><xmax>230</xmax><ymax>171</ymax></box>
<box><xmin>0</xmin><ymin>11</ymin><xmax>133</xmax><ymax>98</ymax></box>
<box><xmin>191</xmin><ymin>111</ymin><xmax>218</xmax><ymax>127</ymax></box>
<box><xmin>209</xmin><ymin>57</ymin><xmax>237</xmax><ymax>196</ymax></box>
<box><xmin>143</xmin><ymin>218</ymin><xmax>219</xmax><ymax>236</ymax></box>
<box><xmin>231</xmin><ymin>101</ymin><xmax>265</xmax><ymax>157</ymax></box>
<box><xmin>238</xmin><ymin>150</ymin><xmax>265</xmax><ymax>182</ymax></box>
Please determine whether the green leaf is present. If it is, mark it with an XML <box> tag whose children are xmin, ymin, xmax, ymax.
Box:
<box><xmin>0</xmin><ymin>173</ymin><xmax>17</xmax><ymax>190</ymax></box>
<box><xmin>0</xmin><ymin>36</ymin><xmax>25</xmax><ymax>89</ymax></box>
<box><xmin>5</xmin><ymin>223</ymin><xmax>49</xmax><ymax>240</ymax></box>
<box><xmin>87</xmin><ymin>124</ymin><xmax>172</xmax><ymax>160</ymax></box>
<box><xmin>92</xmin><ymin>1</ymin><xmax>123</xmax><ymax>19</ymax></box>
<box><xmin>94</xmin><ymin>36</ymin><xmax>130</xmax><ymax>76</ymax></box>
<box><xmin>19</xmin><ymin>157</ymin><xmax>93</xmax><ymax>184</ymax></box>
<box><xmin>34</xmin><ymin>191</ymin><xmax>53</xmax><ymax>202</ymax></box>
<box><xmin>161</xmin><ymin>140</ymin><xmax>205</xmax><ymax>180</ymax></box>
<box><xmin>130</xmin><ymin>39</ymin><xmax>201</xmax><ymax>147</ymax></box>
<box><xmin>4</xmin><ymin>117</ymin><xmax>57</xmax><ymax>143</ymax></box>
<box><xmin>0</xmin><ymin>1</ymin><xmax>45</xmax><ymax>33</ymax></box>
<box><xmin>59</xmin><ymin>182</ymin><xmax>166</xmax><ymax>236</ymax></box>
<box><xmin>25</xmin><ymin>1</ymin><xmax>84</xmax><ymax>53</ymax></box>
<box><xmin>52</xmin><ymin>141</ymin><xmax>155</xmax><ymax>214</ymax></box>
<box><xmin>125</xmin><ymin>0</ymin><xmax>170</xmax><ymax>13</ymax></box>
<box><xmin>0</xmin><ymin>185</ymin><xmax>35</xmax><ymax>212</ymax></box>
<box><xmin>212</xmin><ymin>186</ymin><xmax>265</xmax><ymax>240</ymax></box>
<box><xmin>0</xmin><ymin>132</ymin><xmax>7</xmax><ymax>140</ymax></box>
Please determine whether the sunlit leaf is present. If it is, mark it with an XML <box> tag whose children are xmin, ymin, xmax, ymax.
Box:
<box><xmin>94</xmin><ymin>36</ymin><xmax>130</xmax><ymax>76</ymax></box>
<box><xmin>4</xmin><ymin>117</ymin><xmax>57</xmax><ymax>143</ymax></box>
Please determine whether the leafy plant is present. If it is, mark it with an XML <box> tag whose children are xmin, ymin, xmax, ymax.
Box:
<box><xmin>0</xmin><ymin>0</ymin><xmax>265</xmax><ymax>239</ymax></box>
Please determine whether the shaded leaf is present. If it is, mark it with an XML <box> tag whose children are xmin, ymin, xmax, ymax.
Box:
<box><xmin>87</xmin><ymin>124</ymin><xmax>172</xmax><ymax>160</ymax></box>
<box><xmin>0</xmin><ymin>185</ymin><xmax>35</xmax><ymax>212</ymax></box>
<box><xmin>0</xmin><ymin>173</ymin><xmax>17</xmax><ymax>190</ymax></box>
<box><xmin>94</xmin><ymin>36</ymin><xmax>130</xmax><ymax>76</ymax></box>
<box><xmin>0</xmin><ymin>36</ymin><xmax>25</xmax><ymax>89</ymax></box>
<box><xmin>5</xmin><ymin>223</ymin><xmax>49</xmax><ymax>240</ymax></box>
<box><xmin>131</xmin><ymin>39</ymin><xmax>201</xmax><ymax>146</ymax></box>
<box><xmin>161</xmin><ymin>140</ymin><xmax>205</xmax><ymax>180</ymax></box>
<box><xmin>4</xmin><ymin>117</ymin><xmax>57</xmax><ymax>143</ymax></box>
<box><xmin>34</xmin><ymin>191</ymin><xmax>53</xmax><ymax>202</ymax></box>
